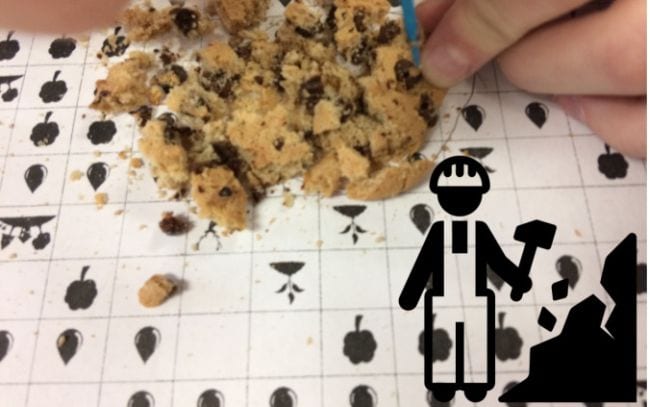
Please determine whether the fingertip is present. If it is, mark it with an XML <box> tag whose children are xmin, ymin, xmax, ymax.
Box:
<box><xmin>416</xmin><ymin>0</ymin><xmax>453</xmax><ymax>35</ymax></box>
<box><xmin>421</xmin><ymin>41</ymin><xmax>472</xmax><ymax>87</ymax></box>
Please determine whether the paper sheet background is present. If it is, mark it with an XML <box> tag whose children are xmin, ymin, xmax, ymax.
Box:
<box><xmin>0</xmin><ymin>1</ymin><xmax>646</xmax><ymax>406</ymax></box>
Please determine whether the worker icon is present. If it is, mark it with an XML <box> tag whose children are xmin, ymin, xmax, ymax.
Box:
<box><xmin>399</xmin><ymin>156</ymin><xmax>557</xmax><ymax>402</ymax></box>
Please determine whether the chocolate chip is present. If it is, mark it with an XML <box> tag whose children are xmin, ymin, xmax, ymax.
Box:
<box><xmin>170</xmin><ymin>64</ymin><xmax>188</xmax><ymax>83</ymax></box>
<box><xmin>354</xmin><ymin>144</ymin><xmax>371</xmax><ymax>157</ymax></box>
<box><xmin>418</xmin><ymin>94</ymin><xmax>439</xmax><ymax>127</ymax></box>
<box><xmin>200</xmin><ymin>70</ymin><xmax>240</xmax><ymax>99</ymax></box>
<box><xmin>409</xmin><ymin>152</ymin><xmax>426</xmax><ymax>162</ymax></box>
<box><xmin>159</xmin><ymin>47</ymin><xmax>177</xmax><ymax>65</ymax></box>
<box><xmin>131</xmin><ymin>105</ymin><xmax>152</xmax><ymax>127</ymax></box>
<box><xmin>326</xmin><ymin>6</ymin><xmax>337</xmax><ymax>30</ymax></box>
<box><xmin>350</xmin><ymin>40</ymin><xmax>375</xmax><ymax>66</ymax></box>
<box><xmin>295</xmin><ymin>26</ymin><xmax>315</xmax><ymax>38</ymax></box>
<box><xmin>230</xmin><ymin>39</ymin><xmax>252</xmax><ymax>60</ymax></box>
<box><xmin>377</xmin><ymin>20</ymin><xmax>401</xmax><ymax>44</ymax></box>
<box><xmin>273</xmin><ymin>138</ymin><xmax>285</xmax><ymax>151</ymax></box>
<box><xmin>353</xmin><ymin>10</ymin><xmax>367</xmax><ymax>32</ymax></box>
<box><xmin>300</xmin><ymin>76</ymin><xmax>324</xmax><ymax>114</ymax></box>
<box><xmin>212</xmin><ymin>141</ymin><xmax>245</xmax><ymax>177</ymax></box>
<box><xmin>174</xmin><ymin>8</ymin><xmax>198</xmax><ymax>35</ymax></box>
<box><xmin>219</xmin><ymin>187</ymin><xmax>233</xmax><ymax>197</ymax></box>
<box><xmin>254</xmin><ymin>76</ymin><xmax>264</xmax><ymax>85</ymax></box>
<box><xmin>340</xmin><ymin>102</ymin><xmax>354</xmax><ymax>123</ymax></box>
<box><xmin>159</xmin><ymin>212</ymin><xmax>191</xmax><ymax>236</ymax></box>
<box><xmin>395</xmin><ymin>59</ymin><xmax>422</xmax><ymax>90</ymax></box>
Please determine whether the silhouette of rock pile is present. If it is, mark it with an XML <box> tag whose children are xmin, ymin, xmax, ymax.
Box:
<box><xmin>500</xmin><ymin>234</ymin><xmax>637</xmax><ymax>403</ymax></box>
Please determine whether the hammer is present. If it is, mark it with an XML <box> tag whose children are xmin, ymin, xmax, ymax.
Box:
<box><xmin>510</xmin><ymin>220</ymin><xmax>557</xmax><ymax>301</ymax></box>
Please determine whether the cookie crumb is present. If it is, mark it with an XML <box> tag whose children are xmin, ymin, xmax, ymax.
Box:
<box><xmin>282</xmin><ymin>189</ymin><xmax>295</xmax><ymax>208</ymax></box>
<box><xmin>315</xmin><ymin>239</ymin><xmax>323</xmax><ymax>249</ymax></box>
<box><xmin>138</xmin><ymin>274</ymin><xmax>177</xmax><ymax>308</ymax></box>
<box><xmin>159</xmin><ymin>211</ymin><xmax>192</xmax><ymax>235</ymax></box>
<box><xmin>95</xmin><ymin>193</ymin><xmax>109</xmax><ymax>209</ymax></box>
<box><xmin>114</xmin><ymin>209</ymin><xmax>125</xmax><ymax>216</ymax></box>
<box><xmin>375</xmin><ymin>235</ymin><xmax>385</xmax><ymax>243</ymax></box>
<box><xmin>9</xmin><ymin>253</ymin><xmax>17</xmax><ymax>259</ymax></box>
<box><xmin>130</xmin><ymin>158</ymin><xmax>144</xmax><ymax>169</ymax></box>
<box><xmin>69</xmin><ymin>170</ymin><xmax>83</xmax><ymax>182</ymax></box>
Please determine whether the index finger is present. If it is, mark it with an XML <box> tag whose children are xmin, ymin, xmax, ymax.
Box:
<box><xmin>419</xmin><ymin>0</ymin><xmax>592</xmax><ymax>87</ymax></box>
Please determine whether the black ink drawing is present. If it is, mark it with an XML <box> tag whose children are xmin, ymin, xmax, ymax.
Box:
<box><xmin>101</xmin><ymin>27</ymin><xmax>129</xmax><ymax>57</ymax></box>
<box><xmin>135</xmin><ymin>326</ymin><xmax>161</xmax><ymax>363</ymax></box>
<box><xmin>419</xmin><ymin>314</ymin><xmax>452</xmax><ymax>362</ymax></box>
<box><xmin>128</xmin><ymin>391</ymin><xmax>155</xmax><ymax>407</ymax></box>
<box><xmin>0</xmin><ymin>330</ymin><xmax>13</xmax><ymax>363</ymax></box>
<box><xmin>270</xmin><ymin>262</ymin><xmax>305</xmax><ymax>304</ymax></box>
<box><xmin>334</xmin><ymin>205</ymin><xmax>367</xmax><ymax>244</ymax></box>
<box><xmin>525</xmin><ymin>102</ymin><xmax>549</xmax><ymax>129</ymax></box>
<box><xmin>39</xmin><ymin>71</ymin><xmax>67</xmax><ymax>103</ymax></box>
<box><xmin>637</xmin><ymin>263</ymin><xmax>646</xmax><ymax>294</ymax></box>
<box><xmin>64</xmin><ymin>265</ymin><xmax>97</xmax><ymax>310</ymax></box>
<box><xmin>552</xmin><ymin>279</ymin><xmax>569</xmax><ymax>301</ymax></box>
<box><xmin>0</xmin><ymin>215</ymin><xmax>55</xmax><ymax>250</ymax></box>
<box><xmin>87</xmin><ymin>162</ymin><xmax>110</xmax><ymax>191</ymax></box>
<box><xmin>56</xmin><ymin>328</ymin><xmax>82</xmax><ymax>365</ymax></box>
<box><xmin>501</xmin><ymin>382</ymin><xmax>522</xmax><ymax>407</ymax></box>
<box><xmin>410</xmin><ymin>204</ymin><xmax>434</xmax><ymax>235</ymax></box>
<box><xmin>24</xmin><ymin>164</ymin><xmax>47</xmax><ymax>193</ymax></box>
<box><xmin>195</xmin><ymin>221</ymin><xmax>222</xmax><ymax>251</ymax></box>
<box><xmin>197</xmin><ymin>389</ymin><xmax>224</xmax><ymax>407</ymax></box>
<box><xmin>269</xmin><ymin>387</ymin><xmax>297</xmax><ymax>407</ymax></box>
<box><xmin>460</xmin><ymin>147</ymin><xmax>496</xmax><ymax>173</ymax></box>
<box><xmin>538</xmin><ymin>307</ymin><xmax>557</xmax><ymax>332</ymax></box>
<box><xmin>87</xmin><ymin>119</ymin><xmax>117</xmax><ymax>145</ymax></box>
<box><xmin>556</xmin><ymin>255</ymin><xmax>581</xmax><ymax>289</ymax></box>
<box><xmin>0</xmin><ymin>74</ymin><xmax>21</xmax><ymax>102</ymax></box>
<box><xmin>48</xmin><ymin>37</ymin><xmax>76</xmax><ymax>59</ymax></box>
<box><xmin>350</xmin><ymin>385</ymin><xmax>377</xmax><ymax>407</ymax></box>
<box><xmin>30</xmin><ymin>112</ymin><xmax>60</xmax><ymax>146</ymax></box>
<box><xmin>462</xmin><ymin>104</ymin><xmax>485</xmax><ymax>131</ymax></box>
<box><xmin>598</xmin><ymin>144</ymin><xmax>629</xmax><ymax>180</ymax></box>
<box><xmin>343</xmin><ymin>315</ymin><xmax>377</xmax><ymax>364</ymax></box>
<box><xmin>0</xmin><ymin>32</ymin><xmax>19</xmax><ymax>60</ymax></box>
<box><xmin>495</xmin><ymin>312</ymin><xmax>523</xmax><ymax>362</ymax></box>
<box><xmin>487</xmin><ymin>264</ymin><xmax>505</xmax><ymax>290</ymax></box>
<box><xmin>427</xmin><ymin>391</ymin><xmax>452</xmax><ymax>407</ymax></box>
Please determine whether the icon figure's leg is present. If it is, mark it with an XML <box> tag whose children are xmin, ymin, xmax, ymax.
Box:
<box><xmin>461</xmin><ymin>295</ymin><xmax>492</xmax><ymax>402</ymax></box>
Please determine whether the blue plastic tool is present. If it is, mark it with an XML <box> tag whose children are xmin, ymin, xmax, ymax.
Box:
<box><xmin>401</xmin><ymin>0</ymin><xmax>421</xmax><ymax>65</ymax></box>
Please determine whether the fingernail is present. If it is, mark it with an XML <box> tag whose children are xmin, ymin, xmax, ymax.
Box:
<box><xmin>422</xmin><ymin>44</ymin><xmax>471</xmax><ymax>87</ymax></box>
<box><xmin>555</xmin><ymin>96</ymin><xmax>586</xmax><ymax>123</ymax></box>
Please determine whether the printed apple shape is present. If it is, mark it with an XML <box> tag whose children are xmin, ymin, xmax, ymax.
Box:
<box><xmin>135</xmin><ymin>326</ymin><xmax>161</xmax><ymax>363</ymax></box>
<box><xmin>270</xmin><ymin>387</ymin><xmax>297</xmax><ymax>407</ymax></box>
<box><xmin>598</xmin><ymin>144</ymin><xmax>629</xmax><ymax>180</ymax></box>
<box><xmin>56</xmin><ymin>328</ymin><xmax>82</xmax><ymax>365</ymax></box>
<box><xmin>48</xmin><ymin>37</ymin><xmax>76</xmax><ymax>59</ymax></box>
<box><xmin>30</xmin><ymin>112</ymin><xmax>60</xmax><ymax>146</ymax></box>
<box><xmin>0</xmin><ymin>331</ymin><xmax>13</xmax><ymax>363</ymax></box>
<box><xmin>0</xmin><ymin>74</ymin><xmax>22</xmax><ymax>102</ymax></box>
<box><xmin>556</xmin><ymin>255</ymin><xmax>581</xmax><ymax>289</ymax></box>
<box><xmin>87</xmin><ymin>119</ymin><xmax>117</xmax><ymax>145</ymax></box>
<box><xmin>39</xmin><ymin>71</ymin><xmax>67</xmax><ymax>103</ymax></box>
<box><xmin>418</xmin><ymin>314</ymin><xmax>452</xmax><ymax>362</ymax></box>
<box><xmin>32</xmin><ymin>230</ymin><xmax>51</xmax><ymax>250</ymax></box>
<box><xmin>410</xmin><ymin>204</ymin><xmax>434</xmax><ymax>234</ymax></box>
<box><xmin>525</xmin><ymin>102</ymin><xmax>549</xmax><ymax>129</ymax></box>
<box><xmin>128</xmin><ymin>391</ymin><xmax>155</xmax><ymax>407</ymax></box>
<box><xmin>64</xmin><ymin>265</ymin><xmax>97</xmax><ymax>310</ymax></box>
<box><xmin>197</xmin><ymin>389</ymin><xmax>224</xmax><ymax>407</ymax></box>
<box><xmin>350</xmin><ymin>385</ymin><xmax>377</xmax><ymax>407</ymax></box>
<box><xmin>24</xmin><ymin>164</ymin><xmax>47</xmax><ymax>193</ymax></box>
<box><xmin>87</xmin><ymin>162</ymin><xmax>110</xmax><ymax>191</ymax></box>
<box><xmin>495</xmin><ymin>312</ymin><xmax>523</xmax><ymax>361</ymax></box>
<box><xmin>462</xmin><ymin>105</ymin><xmax>485</xmax><ymax>131</ymax></box>
<box><xmin>0</xmin><ymin>31</ymin><xmax>19</xmax><ymax>60</ymax></box>
<box><xmin>343</xmin><ymin>315</ymin><xmax>377</xmax><ymax>364</ymax></box>
<box><xmin>427</xmin><ymin>391</ymin><xmax>452</xmax><ymax>407</ymax></box>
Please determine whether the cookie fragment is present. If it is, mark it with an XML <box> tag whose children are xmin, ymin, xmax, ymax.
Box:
<box><xmin>207</xmin><ymin>0</ymin><xmax>270</xmax><ymax>33</ymax></box>
<box><xmin>159</xmin><ymin>212</ymin><xmax>191</xmax><ymax>236</ymax></box>
<box><xmin>138</xmin><ymin>274</ymin><xmax>177</xmax><ymax>308</ymax></box>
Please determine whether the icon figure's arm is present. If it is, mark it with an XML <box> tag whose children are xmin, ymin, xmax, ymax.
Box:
<box><xmin>476</xmin><ymin>222</ymin><xmax>529</xmax><ymax>293</ymax></box>
<box><xmin>399</xmin><ymin>221</ymin><xmax>444</xmax><ymax>311</ymax></box>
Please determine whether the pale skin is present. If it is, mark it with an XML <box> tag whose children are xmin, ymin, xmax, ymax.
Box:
<box><xmin>1</xmin><ymin>0</ymin><xmax>645</xmax><ymax>157</ymax></box>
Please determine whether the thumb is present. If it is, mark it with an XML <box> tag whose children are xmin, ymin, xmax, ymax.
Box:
<box><xmin>419</xmin><ymin>0</ymin><xmax>590</xmax><ymax>87</ymax></box>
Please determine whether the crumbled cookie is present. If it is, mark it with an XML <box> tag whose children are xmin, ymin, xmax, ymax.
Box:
<box><xmin>138</xmin><ymin>274</ymin><xmax>177</xmax><ymax>308</ymax></box>
<box><xmin>207</xmin><ymin>0</ymin><xmax>270</xmax><ymax>33</ymax></box>
<box><xmin>93</xmin><ymin>1</ymin><xmax>445</xmax><ymax>231</ymax></box>
<box><xmin>95</xmin><ymin>192</ymin><xmax>109</xmax><ymax>209</ymax></box>
<box><xmin>120</xmin><ymin>4</ymin><xmax>213</xmax><ymax>41</ymax></box>
<box><xmin>91</xmin><ymin>52</ymin><xmax>156</xmax><ymax>114</ymax></box>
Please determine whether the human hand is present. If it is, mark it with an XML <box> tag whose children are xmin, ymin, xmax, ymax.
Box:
<box><xmin>0</xmin><ymin>0</ymin><xmax>129</xmax><ymax>34</ymax></box>
<box><xmin>416</xmin><ymin>0</ymin><xmax>646</xmax><ymax>158</ymax></box>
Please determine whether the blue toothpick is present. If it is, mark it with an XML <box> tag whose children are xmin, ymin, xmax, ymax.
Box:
<box><xmin>401</xmin><ymin>0</ymin><xmax>421</xmax><ymax>65</ymax></box>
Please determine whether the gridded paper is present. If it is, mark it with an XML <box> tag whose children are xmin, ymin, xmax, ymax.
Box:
<box><xmin>0</xmin><ymin>1</ymin><xmax>647</xmax><ymax>406</ymax></box>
